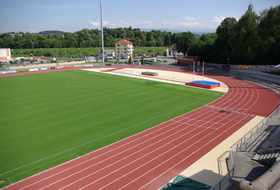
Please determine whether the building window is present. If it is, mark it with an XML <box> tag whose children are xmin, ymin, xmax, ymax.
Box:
<box><xmin>124</xmin><ymin>48</ymin><xmax>126</xmax><ymax>50</ymax></box>
<box><xmin>124</xmin><ymin>51</ymin><xmax>126</xmax><ymax>53</ymax></box>
<box><xmin>118</xmin><ymin>45</ymin><xmax>120</xmax><ymax>46</ymax></box>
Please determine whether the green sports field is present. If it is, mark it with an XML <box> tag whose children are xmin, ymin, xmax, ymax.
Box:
<box><xmin>0</xmin><ymin>69</ymin><xmax>223</xmax><ymax>187</ymax></box>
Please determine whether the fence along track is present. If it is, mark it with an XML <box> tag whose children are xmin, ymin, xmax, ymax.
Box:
<box><xmin>208</xmin><ymin>67</ymin><xmax>280</xmax><ymax>190</ymax></box>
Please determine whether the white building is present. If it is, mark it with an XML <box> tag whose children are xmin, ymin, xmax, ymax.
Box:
<box><xmin>115</xmin><ymin>40</ymin><xmax>133</xmax><ymax>59</ymax></box>
<box><xmin>0</xmin><ymin>48</ymin><xmax>11</xmax><ymax>60</ymax></box>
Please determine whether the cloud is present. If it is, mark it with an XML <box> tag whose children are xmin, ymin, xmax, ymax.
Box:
<box><xmin>135</xmin><ymin>21</ymin><xmax>153</xmax><ymax>28</ymax></box>
<box><xmin>89</xmin><ymin>20</ymin><xmax>154</xmax><ymax>29</ymax></box>
<box><xmin>89</xmin><ymin>18</ymin><xmax>222</xmax><ymax>32</ymax></box>
<box><xmin>162</xmin><ymin>20</ymin><xmax>204</xmax><ymax>28</ymax></box>
<box><xmin>89</xmin><ymin>21</ymin><xmax>100</xmax><ymax>27</ymax></box>
<box><xmin>185</xmin><ymin>16</ymin><xmax>195</xmax><ymax>21</ymax></box>
<box><xmin>212</xmin><ymin>16</ymin><xmax>226</xmax><ymax>23</ymax></box>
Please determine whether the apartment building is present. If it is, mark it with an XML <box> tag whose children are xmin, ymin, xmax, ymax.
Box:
<box><xmin>115</xmin><ymin>40</ymin><xmax>133</xmax><ymax>59</ymax></box>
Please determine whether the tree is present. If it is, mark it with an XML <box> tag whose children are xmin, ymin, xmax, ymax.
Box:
<box><xmin>258</xmin><ymin>5</ymin><xmax>280</xmax><ymax>64</ymax></box>
<box><xmin>176</xmin><ymin>31</ymin><xmax>197</xmax><ymax>55</ymax></box>
<box><xmin>214</xmin><ymin>17</ymin><xmax>238</xmax><ymax>63</ymax></box>
<box><xmin>163</xmin><ymin>32</ymin><xmax>172</xmax><ymax>46</ymax></box>
<box><xmin>64</xmin><ymin>32</ymin><xmax>78</xmax><ymax>48</ymax></box>
<box><xmin>0</xmin><ymin>33</ymin><xmax>14</xmax><ymax>48</ymax></box>
<box><xmin>230</xmin><ymin>8</ymin><xmax>259</xmax><ymax>64</ymax></box>
<box><xmin>77</xmin><ymin>29</ymin><xmax>92</xmax><ymax>47</ymax></box>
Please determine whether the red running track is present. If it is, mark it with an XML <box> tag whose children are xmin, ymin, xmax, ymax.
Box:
<box><xmin>1</xmin><ymin>67</ymin><xmax>279</xmax><ymax>190</ymax></box>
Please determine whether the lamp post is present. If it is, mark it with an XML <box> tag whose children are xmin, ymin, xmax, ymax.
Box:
<box><xmin>100</xmin><ymin>0</ymin><xmax>104</xmax><ymax>63</ymax></box>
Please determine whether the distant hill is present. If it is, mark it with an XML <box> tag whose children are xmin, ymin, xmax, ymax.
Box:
<box><xmin>39</xmin><ymin>30</ymin><xmax>65</xmax><ymax>35</ymax></box>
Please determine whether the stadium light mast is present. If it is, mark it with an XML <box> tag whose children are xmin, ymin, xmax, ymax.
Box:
<box><xmin>100</xmin><ymin>0</ymin><xmax>104</xmax><ymax>63</ymax></box>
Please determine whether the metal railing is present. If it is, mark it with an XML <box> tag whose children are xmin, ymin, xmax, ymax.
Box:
<box><xmin>211</xmin><ymin>106</ymin><xmax>280</xmax><ymax>190</ymax></box>
<box><xmin>230</xmin><ymin>106</ymin><xmax>280</xmax><ymax>154</ymax></box>
<box><xmin>208</xmin><ymin>66</ymin><xmax>280</xmax><ymax>190</ymax></box>
<box><xmin>211</xmin><ymin>152</ymin><xmax>235</xmax><ymax>190</ymax></box>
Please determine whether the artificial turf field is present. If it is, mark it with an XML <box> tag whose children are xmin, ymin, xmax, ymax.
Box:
<box><xmin>0</xmin><ymin>69</ymin><xmax>224</xmax><ymax>187</ymax></box>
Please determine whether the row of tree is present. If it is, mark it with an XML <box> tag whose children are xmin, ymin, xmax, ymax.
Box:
<box><xmin>0</xmin><ymin>4</ymin><xmax>279</xmax><ymax>65</ymax></box>
<box><xmin>0</xmin><ymin>27</ymin><xmax>181</xmax><ymax>50</ymax></box>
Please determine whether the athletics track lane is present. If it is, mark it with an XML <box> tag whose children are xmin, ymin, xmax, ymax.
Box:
<box><xmin>2</xmin><ymin>67</ymin><xmax>279</xmax><ymax>190</ymax></box>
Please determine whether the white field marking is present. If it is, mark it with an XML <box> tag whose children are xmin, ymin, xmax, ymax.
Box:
<box><xmin>68</xmin><ymin>74</ymin><xmax>254</xmax><ymax>189</ymax></box>
<box><xmin>125</xmin><ymin>86</ymin><xmax>258</xmax><ymax>189</ymax></box>
<box><xmin>9</xmin><ymin>153</ymin><xmax>77</xmax><ymax>179</ymax></box>
<box><xmin>14</xmin><ymin>70</ymin><xmax>260</xmax><ymax>190</ymax></box>
<box><xmin>126</xmin><ymin>79</ymin><xmax>261</xmax><ymax>189</ymax></box>
<box><xmin>47</xmin><ymin>106</ymin><xmax>221</xmax><ymax>189</ymax></box>
<box><xmin>7</xmin><ymin>88</ymin><xmax>224</xmax><ymax>190</ymax></box>
<box><xmin>212</xmin><ymin>79</ymin><xmax>259</xmax><ymax>113</ymax></box>
<box><xmin>126</xmin><ymin>115</ymin><xmax>254</xmax><ymax>190</ymax></box>
<box><xmin>71</xmin><ymin>84</ymin><xmax>254</xmax><ymax>190</ymax></box>
<box><xmin>98</xmin><ymin>78</ymin><xmax>261</xmax><ymax>189</ymax></box>
<box><xmin>101</xmin><ymin>112</ymin><xmax>254</xmax><ymax>190</ymax></box>
<box><xmin>38</xmin><ymin>116</ymin><xmax>203</xmax><ymax>189</ymax></box>
<box><xmin>2</xmin><ymin>91</ymin><xmax>203</xmax><ymax>177</ymax></box>
<box><xmin>6</xmin><ymin>68</ymin><xmax>260</xmax><ymax>189</ymax></box>
<box><xmin>173</xmin><ymin>119</ymin><xmax>225</xmax><ymax>127</ymax></box>
<box><xmin>72</xmin><ymin>111</ymin><xmax>231</xmax><ymax>190</ymax></box>
<box><xmin>19</xmin><ymin>94</ymin><xmax>222</xmax><ymax>189</ymax></box>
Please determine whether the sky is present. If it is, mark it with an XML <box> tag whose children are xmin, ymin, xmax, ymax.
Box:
<box><xmin>0</xmin><ymin>0</ymin><xmax>279</xmax><ymax>33</ymax></box>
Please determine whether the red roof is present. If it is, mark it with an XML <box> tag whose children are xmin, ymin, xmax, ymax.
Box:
<box><xmin>115</xmin><ymin>40</ymin><xmax>133</xmax><ymax>44</ymax></box>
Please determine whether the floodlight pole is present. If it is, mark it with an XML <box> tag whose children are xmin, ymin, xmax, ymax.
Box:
<box><xmin>100</xmin><ymin>0</ymin><xmax>104</xmax><ymax>63</ymax></box>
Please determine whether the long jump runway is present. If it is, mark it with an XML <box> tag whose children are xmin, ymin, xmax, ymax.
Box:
<box><xmin>2</xmin><ymin>67</ymin><xmax>279</xmax><ymax>190</ymax></box>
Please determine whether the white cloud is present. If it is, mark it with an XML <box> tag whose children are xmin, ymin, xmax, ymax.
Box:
<box><xmin>89</xmin><ymin>21</ymin><xmax>100</xmax><ymax>27</ymax></box>
<box><xmin>185</xmin><ymin>16</ymin><xmax>195</xmax><ymax>21</ymax></box>
<box><xmin>162</xmin><ymin>21</ymin><xmax>204</xmax><ymax>28</ymax></box>
<box><xmin>212</xmin><ymin>16</ymin><xmax>226</xmax><ymax>23</ymax></box>
<box><xmin>89</xmin><ymin>18</ymin><xmax>222</xmax><ymax>32</ymax></box>
<box><xmin>135</xmin><ymin>21</ymin><xmax>153</xmax><ymax>28</ymax></box>
<box><xmin>89</xmin><ymin>20</ymin><xmax>154</xmax><ymax>29</ymax></box>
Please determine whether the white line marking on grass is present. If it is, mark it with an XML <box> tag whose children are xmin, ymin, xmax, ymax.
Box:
<box><xmin>8</xmin><ymin>153</ymin><xmax>77</xmax><ymax>180</ymax></box>
<box><xmin>1</xmin><ymin>97</ymin><xmax>206</xmax><ymax>177</ymax></box>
